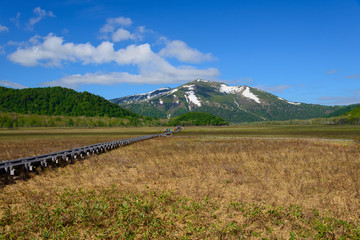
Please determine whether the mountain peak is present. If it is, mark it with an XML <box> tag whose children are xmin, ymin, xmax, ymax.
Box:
<box><xmin>109</xmin><ymin>80</ymin><xmax>342</xmax><ymax>123</ymax></box>
<box><xmin>187</xmin><ymin>78</ymin><xmax>219</xmax><ymax>84</ymax></box>
<box><xmin>110</xmin><ymin>87</ymin><xmax>172</xmax><ymax>105</ymax></box>
<box><xmin>194</xmin><ymin>78</ymin><xmax>211</xmax><ymax>83</ymax></box>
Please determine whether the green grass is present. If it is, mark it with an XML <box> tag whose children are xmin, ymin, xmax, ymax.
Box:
<box><xmin>2</xmin><ymin>187</ymin><xmax>359</xmax><ymax>239</ymax></box>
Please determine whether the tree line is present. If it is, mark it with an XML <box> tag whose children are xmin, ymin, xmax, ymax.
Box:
<box><xmin>168</xmin><ymin>112</ymin><xmax>228</xmax><ymax>126</ymax></box>
<box><xmin>0</xmin><ymin>113</ymin><xmax>164</xmax><ymax>128</ymax></box>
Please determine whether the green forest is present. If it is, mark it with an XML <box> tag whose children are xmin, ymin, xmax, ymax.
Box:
<box><xmin>0</xmin><ymin>86</ymin><xmax>138</xmax><ymax>118</ymax></box>
<box><xmin>168</xmin><ymin>112</ymin><xmax>228</xmax><ymax>126</ymax></box>
<box><xmin>0</xmin><ymin>112</ymin><xmax>163</xmax><ymax>128</ymax></box>
<box><xmin>346</xmin><ymin>106</ymin><xmax>360</xmax><ymax>123</ymax></box>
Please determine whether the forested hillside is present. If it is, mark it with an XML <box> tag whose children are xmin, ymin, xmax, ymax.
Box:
<box><xmin>326</xmin><ymin>104</ymin><xmax>360</xmax><ymax>117</ymax></box>
<box><xmin>345</xmin><ymin>106</ymin><xmax>360</xmax><ymax>123</ymax></box>
<box><xmin>0</xmin><ymin>86</ymin><xmax>138</xmax><ymax>118</ymax></box>
<box><xmin>168</xmin><ymin>112</ymin><xmax>228</xmax><ymax>126</ymax></box>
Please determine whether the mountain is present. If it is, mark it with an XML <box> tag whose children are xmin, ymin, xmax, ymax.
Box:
<box><xmin>110</xmin><ymin>79</ymin><xmax>346</xmax><ymax>123</ymax></box>
<box><xmin>0</xmin><ymin>86</ymin><xmax>139</xmax><ymax>118</ymax></box>
<box><xmin>111</xmin><ymin>87</ymin><xmax>172</xmax><ymax>105</ymax></box>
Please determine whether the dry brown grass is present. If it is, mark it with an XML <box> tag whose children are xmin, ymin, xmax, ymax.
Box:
<box><xmin>51</xmin><ymin>137</ymin><xmax>360</xmax><ymax>219</ymax></box>
<box><xmin>0</xmin><ymin>127</ymin><xmax>164</xmax><ymax>161</ymax></box>
<box><xmin>1</xmin><ymin>135</ymin><xmax>360</xmax><ymax>238</ymax></box>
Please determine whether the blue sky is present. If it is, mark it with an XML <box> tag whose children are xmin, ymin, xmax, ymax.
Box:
<box><xmin>0</xmin><ymin>0</ymin><xmax>359</xmax><ymax>105</ymax></box>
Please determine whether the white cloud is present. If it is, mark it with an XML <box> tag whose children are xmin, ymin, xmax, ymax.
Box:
<box><xmin>256</xmin><ymin>85</ymin><xmax>292</xmax><ymax>93</ymax></box>
<box><xmin>112</xmin><ymin>28</ymin><xmax>135</xmax><ymax>42</ymax></box>
<box><xmin>345</xmin><ymin>74</ymin><xmax>360</xmax><ymax>79</ymax></box>
<box><xmin>0</xmin><ymin>25</ymin><xmax>8</xmax><ymax>32</ymax></box>
<box><xmin>10</xmin><ymin>12</ymin><xmax>21</xmax><ymax>28</ymax></box>
<box><xmin>0</xmin><ymin>80</ymin><xmax>27</xmax><ymax>89</ymax></box>
<box><xmin>8</xmin><ymin>34</ymin><xmax>209</xmax><ymax>68</ymax></box>
<box><xmin>159</xmin><ymin>39</ymin><xmax>214</xmax><ymax>63</ymax></box>
<box><xmin>100</xmin><ymin>17</ymin><xmax>132</xmax><ymax>33</ymax></box>
<box><xmin>8</xmin><ymin>34</ymin><xmax>121</xmax><ymax>66</ymax></box>
<box><xmin>327</xmin><ymin>69</ymin><xmax>338</xmax><ymax>74</ymax></box>
<box><xmin>41</xmin><ymin>42</ymin><xmax>220</xmax><ymax>86</ymax></box>
<box><xmin>27</xmin><ymin>7</ymin><xmax>55</xmax><ymax>31</ymax></box>
<box><xmin>43</xmin><ymin>66</ymin><xmax>219</xmax><ymax>88</ymax></box>
<box><xmin>8</xmin><ymin>32</ymin><xmax>220</xmax><ymax>87</ymax></box>
<box><xmin>138</xmin><ymin>26</ymin><xmax>146</xmax><ymax>33</ymax></box>
<box><xmin>0</xmin><ymin>46</ymin><xmax>5</xmax><ymax>55</ymax></box>
<box><xmin>99</xmin><ymin>17</ymin><xmax>139</xmax><ymax>42</ymax></box>
<box><xmin>318</xmin><ymin>96</ymin><xmax>360</xmax><ymax>105</ymax></box>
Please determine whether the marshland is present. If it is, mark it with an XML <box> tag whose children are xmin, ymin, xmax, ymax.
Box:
<box><xmin>1</xmin><ymin>125</ymin><xmax>360</xmax><ymax>239</ymax></box>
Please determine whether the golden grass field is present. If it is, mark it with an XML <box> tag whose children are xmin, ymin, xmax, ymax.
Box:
<box><xmin>1</xmin><ymin>126</ymin><xmax>360</xmax><ymax>239</ymax></box>
<box><xmin>0</xmin><ymin>127</ymin><xmax>164</xmax><ymax>161</ymax></box>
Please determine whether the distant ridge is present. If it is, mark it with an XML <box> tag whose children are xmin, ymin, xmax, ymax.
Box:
<box><xmin>110</xmin><ymin>79</ymin><xmax>346</xmax><ymax>123</ymax></box>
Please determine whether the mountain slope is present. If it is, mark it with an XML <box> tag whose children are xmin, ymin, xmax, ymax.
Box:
<box><xmin>111</xmin><ymin>87</ymin><xmax>172</xmax><ymax>105</ymax></box>
<box><xmin>0</xmin><ymin>86</ymin><xmax>139</xmax><ymax>118</ymax></box>
<box><xmin>110</xmin><ymin>79</ymin><xmax>345</xmax><ymax>123</ymax></box>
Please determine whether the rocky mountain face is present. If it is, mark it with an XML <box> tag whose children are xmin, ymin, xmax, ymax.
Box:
<box><xmin>110</xmin><ymin>79</ymin><xmax>344</xmax><ymax>123</ymax></box>
<box><xmin>111</xmin><ymin>87</ymin><xmax>172</xmax><ymax>105</ymax></box>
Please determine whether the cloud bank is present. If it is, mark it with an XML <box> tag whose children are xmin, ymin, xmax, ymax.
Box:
<box><xmin>42</xmin><ymin>67</ymin><xmax>219</xmax><ymax>88</ymax></box>
<box><xmin>7</xmin><ymin>16</ymin><xmax>219</xmax><ymax>87</ymax></box>
<box><xmin>0</xmin><ymin>80</ymin><xmax>27</xmax><ymax>89</ymax></box>
<box><xmin>8</xmin><ymin>34</ymin><xmax>153</xmax><ymax>66</ymax></box>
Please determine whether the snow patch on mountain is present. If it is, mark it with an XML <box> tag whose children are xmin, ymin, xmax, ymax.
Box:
<box><xmin>288</xmin><ymin>101</ymin><xmax>301</xmax><ymax>105</ymax></box>
<box><xmin>170</xmin><ymin>88</ymin><xmax>178</xmax><ymax>94</ymax></box>
<box><xmin>111</xmin><ymin>87</ymin><xmax>172</xmax><ymax>104</ymax></box>
<box><xmin>140</xmin><ymin>87</ymin><xmax>171</xmax><ymax>96</ymax></box>
<box><xmin>219</xmin><ymin>84</ymin><xmax>244</xmax><ymax>94</ymax></box>
<box><xmin>187</xmin><ymin>92</ymin><xmax>201</xmax><ymax>106</ymax></box>
<box><xmin>182</xmin><ymin>84</ymin><xmax>201</xmax><ymax>108</ymax></box>
<box><xmin>196</xmin><ymin>78</ymin><xmax>209</xmax><ymax>83</ymax></box>
<box><xmin>278</xmin><ymin>96</ymin><xmax>301</xmax><ymax>105</ymax></box>
<box><xmin>234</xmin><ymin>100</ymin><xmax>246</xmax><ymax>112</ymax></box>
<box><xmin>242</xmin><ymin>87</ymin><xmax>260</xmax><ymax>103</ymax></box>
<box><xmin>159</xmin><ymin>99</ymin><xmax>163</xmax><ymax>104</ymax></box>
<box><xmin>183</xmin><ymin>84</ymin><xmax>195</xmax><ymax>91</ymax></box>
